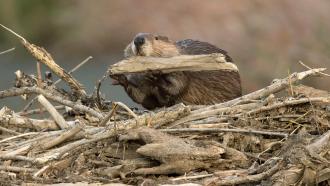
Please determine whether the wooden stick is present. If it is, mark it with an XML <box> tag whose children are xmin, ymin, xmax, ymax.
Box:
<box><xmin>0</xmin><ymin>132</ymin><xmax>38</xmax><ymax>144</ymax></box>
<box><xmin>171</xmin><ymin>173</ymin><xmax>213</xmax><ymax>181</ymax></box>
<box><xmin>161</xmin><ymin>128</ymin><xmax>288</xmax><ymax>138</ymax></box>
<box><xmin>5</xmin><ymin>145</ymin><xmax>31</xmax><ymax>156</ymax></box>
<box><xmin>245</xmin><ymin>97</ymin><xmax>330</xmax><ymax>116</ymax></box>
<box><xmin>0</xmin><ymin>107</ymin><xmax>60</xmax><ymax>131</ymax></box>
<box><xmin>0</xmin><ymin>155</ymin><xmax>36</xmax><ymax>163</ymax></box>
<box><xmin>14</xmin><ymin>126</ymin><xmax>102</xmax><ymax>148</ymax></box>
<box><xmin>0</xmin><ymin>24</ymin><xmax>86</xmax><ymax>97</ymax></box>
<box><xmin>37</xmin><ymin>95</ymin><xmax>69</xmax><ymax>129</ymax></box>
<box><xmin>39</xmin><ymin>124</ymin><xmax>83</xmax><ymax>150</ymax></box>
<box><xmin>18</xmin><ymin>105</ymin><xmax>65</xmax><ymax>116</ymax></box>
<box><xmin>188</xmin><ymin>123</ymin><xmax>230</xmax><ymax>128</ymax></box>
<box><xmin>0</xmin><ymin>87</ymin><xmax>104</xmax><ymax>119</ymax></box>
<box><xmin>109</xmin><ymin>53</ymin><xmax>238</xmax><ymax>75</ymax></box>
<box><xmin>54</xmin><ymin>56</ymin><xmax>93</xmax><ymax>85</ymax></box>
<box><xmin>169</xmin><ymin>102</ymin><xmax>262</xmax><ymax>128</ymax></box>
<box><xmin>0</xmin><ymin>165</ymin><xmax>36</xmax><ymax>173</ymax></box>
<box><xmin>0</xmin><ymin>126</ymin><xmax>21</xmax><ymax>135</ymax></box>
<box><xmin>98</xmin><ymin>103</ymin><xmax>118</xmax><ymax>126</ymax></box>
<box><xmin>206</xmin><ymin>162</ymin><xmax>283</xmax><ymax>186</ymax></box>
<box><xmin>21</xmin><ymin>96</ymin><xmax>38</xmax><ymax>113</ymax></box>
<box><xmin>299</xmin><ymin>61</ymin><xmax>330</xmax><ymax>77</ymax></box>
<box><xmin>115</xmin><ymin>102</ymin><xmax>138</xmax><ymax>120</ymax></box>
<box><xmin>0</xmin><ymin>47</ymin><xmax>15</xmax><ymax>55</ymax></box>
<box><xmin>36</xmin><ymin>62</ymin><xmax>42</xmax><ymax>86</ymax></box>
<box><xmin>33</xmin><ymin>165</ymin><xmax>49</xmax><ymax>178</ymax></box>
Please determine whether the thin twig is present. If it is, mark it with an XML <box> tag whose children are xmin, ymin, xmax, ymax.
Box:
<box><xmin>54</xmin><ymin>56</ymin><xmax>93</xmax><ymax>85</ymax></box>
<box><xmin>115</xmin><ymin>102</ymin><xmax>138</xmax><ymax>120</ymax></box>
<box><xmin>0</xmin><ymin>47</ymin><xmax>15</xmax><ymax>55</ymax></box>
<box><xmin>169</xmin><ymin>102</ymin><xmax>261</xmax><ymax>128</ymax></box>
<box><xmin>299</xmin><ymin>61</ymin><xmax>330</xmax><ymax>77</ymax></box>
<box><xmin>171</xmin><ymin>173</ymin><xmax>213</xmax><ymax>181</ymax></box>
<box><xmin>0</xmin><ymin>132</ymin><xmax>38</xmax><ymax>144</ymax></box>
<box><xmin>207</xmin><ymin>161</ymin><xmax>283</xmax><ymax>185</ymax></box>
<box><xmin>0</xmin><ymin>126</ymin><xmax>21</xmax><ymax>135</ymax></box>
<box><xmin>255</xmin><ymin>114</ymin><xmax>302</xmax><ymax>121</ymax></box>
<box><xmin>18</xmin><ymin>105</ymin><xmax>65</xmax><ymax>116</ymax></box>
<box><xmin>36</xmin><ymin>62</ymin><xmax>42</xmax><ymax>86</ymax></box>
<box><xmin>95</xmin><ymin>72</ymin><xmax>108</xmax><ymax>109</ymax></box>
<box><xmin>0</xmin><ymin>24</ymin><xmax>26</xmax><ymax>42</ymax></box>
<box><xmin>245</xmin><ymin>97</ymin><xmax>330</xmax><ymax>116</ymax></box>
<box><xmin>288</xmin><ymin>69</ymin><xmax>294</xmax><ymax>96</ymax></box>
<box><xmin>161</xmin><ymin>128</ymin><xmax>288</xmax><ymax>138</ymax></box>
<box><xmin>21</xmin><ymin>96</ymin><xmax>38</xmax><ymax>113</ymax></box>
<box><xmin>33</xmin><ymin>165</ymin><xmax>49</xmax><ymax>178</ymax></box>
<box><xmin>98</xmin><ymin>103</ymin><xmax>118</xmax><ymax>126</ymax></box>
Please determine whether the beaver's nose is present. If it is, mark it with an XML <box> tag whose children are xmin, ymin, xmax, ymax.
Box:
<box><xmin>134</xmin><ymin>36</ymin><xmax>145</xmax><ymax>47</ymax></box>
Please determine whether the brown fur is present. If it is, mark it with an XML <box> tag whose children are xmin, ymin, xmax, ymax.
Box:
<box><xmin>124</xmin><ymin>33</ymin><xmax>179</xmax><ymax>57</ymax></box>
<box><xmin>114</xmin><ymin>33</ymin><xmax>242</xmax><ymax>109</ymax></box>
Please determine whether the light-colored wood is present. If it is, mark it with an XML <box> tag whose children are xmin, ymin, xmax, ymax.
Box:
<box><xmin>39</xmin><ymin>124</ymin><xmax>83</xmax><ymax>150</ymax></box>
<box><xmin>109</xmin><ymin>53</ymin><xmax>238</xmax><ymax>75</ymax></box>
<box><xmin>37</xmin><ymin>95</ymin><xmax>69</xmax><ymax>129</ymax></box>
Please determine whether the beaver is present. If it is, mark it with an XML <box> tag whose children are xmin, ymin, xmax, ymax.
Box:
<box><xmin>111</xmin><ymin>33</ymin><xmax>242</xmax><ymax>109</ymax></box>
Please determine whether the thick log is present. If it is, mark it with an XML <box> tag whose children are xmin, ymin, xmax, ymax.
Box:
<box><xmin>108</xmin><ymin>53</ymin><xmax>238</xmax><ymax>75</ymax></box>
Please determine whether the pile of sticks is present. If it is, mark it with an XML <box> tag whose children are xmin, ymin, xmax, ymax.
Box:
<box><xmin>0</xmin><ymin>24</ymin><xmax>329</xmax><ymax>185</ymax></box>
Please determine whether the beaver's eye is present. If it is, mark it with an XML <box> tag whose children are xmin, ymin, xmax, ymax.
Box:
<box><xmin>155</xmin><ymin>36</ymin><xmax>159</xmax><ymax>40</ymax></box>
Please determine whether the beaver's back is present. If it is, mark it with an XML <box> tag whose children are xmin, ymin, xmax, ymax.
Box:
<box><xmin>169</xmin><ymin>39</ymin><xmax>241</xmax><ymax>105</ymax></box>
<box><xmin>178</xmin><ymin>71</ymin><xmax>241</xmax><ymax>105</ymax></box>
<box><xmin>176</xmin><ymin>39</ymin><xmax>233</xmax><ymax>62</ymax></box>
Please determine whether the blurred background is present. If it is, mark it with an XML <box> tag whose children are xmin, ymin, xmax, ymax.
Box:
<box><xmin>1</xmin><ymin>0</ymin><xmax>330</xmax><ymax>110</ymax></box>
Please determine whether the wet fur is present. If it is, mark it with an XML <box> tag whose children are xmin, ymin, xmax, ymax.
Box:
<box><xmin>116</xmin><ymin>33</ymin><xmax>242</xmax><ymax>109</ymax></box>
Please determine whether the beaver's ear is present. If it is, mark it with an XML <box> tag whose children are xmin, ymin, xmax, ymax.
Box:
<box><xmin>155</xmin><ymin>35</ymin><xmax>169</xmax><ymax>42</ymax></box>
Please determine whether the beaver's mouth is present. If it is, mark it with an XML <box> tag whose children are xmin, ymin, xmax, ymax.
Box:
<box><xmin>132</xmin><ymin>42</ymin><xmax>145</xmax><ymax>56</ymax></box>
<box><xmin>110</xmin><ymin>74</ymin><xmax>127</xmax><ymax>86</ymax></box>
<box><xmin>135</xmin><ymin>46</ymin><xmax>143</xmax><ymax>56</ymax></box>
<box><xmin>111</xmin><ymin>79</ymin><xmax>120</xmax><ymax>85</ymax></box>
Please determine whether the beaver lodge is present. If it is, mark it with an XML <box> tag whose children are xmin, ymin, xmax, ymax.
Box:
<box><xmin>0</xmin><ymin>25</ymin><xmax>330</xmax><ymax>186</ymax></box>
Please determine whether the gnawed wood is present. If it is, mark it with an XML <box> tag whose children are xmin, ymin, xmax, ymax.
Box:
<box><xmin>108</xmin><ymin>53</ymin><xmax>238</xmax><ymax>75</ymax></box>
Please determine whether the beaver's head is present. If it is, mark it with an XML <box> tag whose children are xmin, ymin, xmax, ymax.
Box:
<box><xmin>124</xmin><ymin>33</ymin><xmax>180</xmax><ymax>58</ymax></box>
